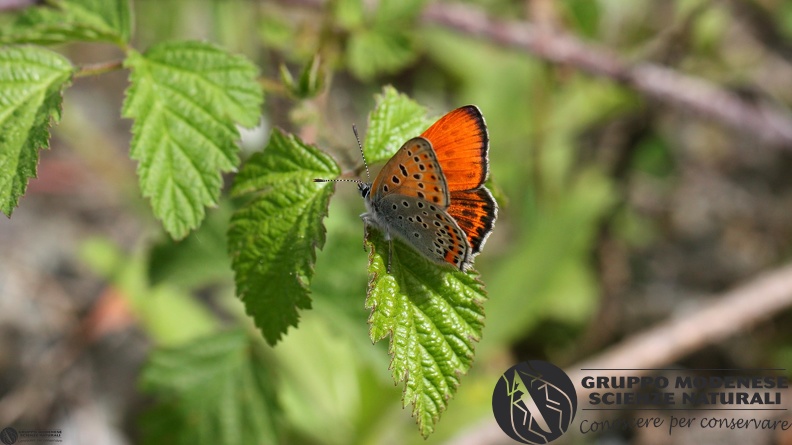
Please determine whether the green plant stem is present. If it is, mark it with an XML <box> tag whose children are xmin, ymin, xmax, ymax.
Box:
<box><xmin>74</xmin><ymin>60</ymin><xmax>124</xmax><ymax>78</ymax></box>
<box><xmin>258</xmin><ymin>76</ymin><xmax>287</xmax><ymax>95</ymax></box>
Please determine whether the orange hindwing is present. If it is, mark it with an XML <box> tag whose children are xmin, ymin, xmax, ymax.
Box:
<box><xmin>447</xmin><ymin>188</ymin><xmax>497</xmax><ymax>255</ymax></box>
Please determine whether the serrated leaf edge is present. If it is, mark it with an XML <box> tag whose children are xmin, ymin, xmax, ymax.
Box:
<box><xmin>364</xmin><ymin>234</ymin><xmax>487</xmax><ymax>437</ymax></box>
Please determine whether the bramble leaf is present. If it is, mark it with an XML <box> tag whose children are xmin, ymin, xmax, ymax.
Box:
<box><xmin>363</xmin><ymin>86</ymin><xmax>431</xmax><ymax>165</ymax></box>
<box><xmin>0</xmin><ymin>0</ymin><xmax>132</xmax><ymax>46</ymax></box>
<box><xmin>228</xmin><ymin>129</ymin><xmax>340</xmax><ymax>345</ymax></box>
<box><xmin>140</xmin><ymin>330</ymin><xmax>280</xmax><ymax>445</ymax></box>
<box><xmin>122</xmin><ymin>41</ymin><xmax>262</xmax><ymax>239</ymax></box>
<box><xmin>364</xmin><ymin>229</ymin><xmax>487</xmax><ymax>438</ymax></box>
<box><xmin>0</xmin><ymin>46</ymin><xmax>72</xmax><ymax>216</ymax></box>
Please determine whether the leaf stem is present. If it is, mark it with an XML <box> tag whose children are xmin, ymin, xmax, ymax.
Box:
<box><xmin>257</xmin><ymin>76</ymin><xmax>287</xmax><ymax>95</ymax></box>
<box><xmin>74</xmin><ymin>60</ymin><xmax>124</xmax><ymax>78</ymax></box>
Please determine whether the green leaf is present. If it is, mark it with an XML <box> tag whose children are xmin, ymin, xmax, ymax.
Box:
<box><xmin>228</xmin><ymin>129</ymin><xmax>340</xmax><ymax>345</ymax></box>
<box><xmin>258</xmin><ymin>11</ymin><xmax>295</xmax><ymax>51</ymax></box>
<box><xmin>122</xmin><ymin>41</ymin><xmax>262</xmax><ymax>239</ymax></box>
<box><xmin>0</xmin><ymin>46</ymin><xmax>72</xmax><ymax>216</ymax></box>
<box><xmin>363</xmin><ymin>86</ymin><xmax>431</xmax><ymax>165</ymax></box>
<box><xmin>561</xmin><ymin>0</ymin><xmax>601</xmax><ymax>38</ymax></box>
<box><xmin>374</xmin><ymin>0</ymin><xmax>427</xmax><ymax>24</ymax></box>
<box><xmin>343</xmin><ymin>0</ymin><xmax>424</xmax><ymax>80</ymax></box>
<box><xmin>147</xmin><ymin>201</ymin><xmax>233</xmax><ymax>289</ymax></box>
<box><xmin>140</xmin><ymin>330</ymin><xmax>280</xmax><ymax>445</ymax></box>
<box><xmin>0</xmin><ymin>0</ymin><xmax>133</xmax><ymax>46</ymax></box>
<box><xmin>347</xmin><ymin>28</ymin><xmax>417</xmax><ymax>80</ymax></box>
<box><xmin>333</xmin><ymin>0</ymin><xmax>364</xmax><ymax>29</ymax></box>
<box><xmin>364</xmin><ymin>230</ymin><xmax>487</xmax><ymax>438</ymax></box>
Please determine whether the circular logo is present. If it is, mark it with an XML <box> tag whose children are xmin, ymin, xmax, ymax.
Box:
<box><xmin>0</xmin><ymin>427</ymin><xmax>18</xmax><ymax>445</ymax></box>
<box><xmin>492</xmin><ymin>360</ymin><xmax>577</xmax><ymax>444</ymax></box>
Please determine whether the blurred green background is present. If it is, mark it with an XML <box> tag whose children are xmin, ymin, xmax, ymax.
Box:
<box><xmin>2</xmin><ymin>0</ymin><xmax>792</xmax><ymax>444</ymax></box>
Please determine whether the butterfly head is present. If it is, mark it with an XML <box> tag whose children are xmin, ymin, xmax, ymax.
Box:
<box><xmin>357</xmin><ymin>182</ymin><xmax>372</xmax><ymax>199</ymax></box>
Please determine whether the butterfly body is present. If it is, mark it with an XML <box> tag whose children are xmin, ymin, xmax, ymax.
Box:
<box><xmin>360</xmin><ymin>106</ymin><xmax>497</xmax><ymax>271</ymax></box>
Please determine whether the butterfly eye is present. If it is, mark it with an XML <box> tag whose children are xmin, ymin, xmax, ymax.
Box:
<box><xmin>358</xmin><ymin>183</ymin><xmax>370</xmax><ymax>198</ymax></box>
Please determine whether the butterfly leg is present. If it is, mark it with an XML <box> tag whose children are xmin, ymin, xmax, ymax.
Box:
<box><xmin>360</xmin><ymin>213</ymin><xmax>371</xmax><ymax>251</ymax></box>
<box><xmin>360</xmin><ymin>212</ymin><xmax>393</xmax><ymax>273</ymax></box>
<box><xmin>387</xmin><ymin>237</ymin><xmax>393</xmax><ymax>274</ymax></box>
<box><xmin>380</xmin><ymin>228</ymin><xmax>393</xmax><ymax>273</ymax></box>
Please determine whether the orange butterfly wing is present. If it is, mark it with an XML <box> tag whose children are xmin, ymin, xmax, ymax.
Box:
<box><xmin>422</xmin><ymin>105</ymin><xmax>495</xmax><ymax>256</ymax></box>
<box><xmin>420</xmin><ymin>105</ymin><xmax>488</xmax><ymax>192</ymax></box>
<box><xmin>369</xmin><ymin>137</ymin><xmax>449</xmax><ymax>207</ymax></box>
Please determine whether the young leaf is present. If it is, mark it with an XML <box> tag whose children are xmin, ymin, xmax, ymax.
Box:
<box><xmin>228</xmin><ymin>129</ymin><xmax>340</xmax><ymax>345</ymax></box>
<box><xmin>363</xmin><ymin>86</ymin><xmax>431</xmax><ymax>165</ymax></box>
<box><xmin>0</xmin><ymin>46</ymin><xmax>72</xmax><ymax>216</ymax></box>
<box><xmin>0</xmin><ymin>0</ymin><xmax>133</xmax><ymax>46</ymax></box>
<box><xmin>365</xmin><ymin>229</ymin><xmax>487</xmax><ymax>437</ymax></box>
<box><xmin>140</xmin><ymin>330</ymin><xmax>280</xmax><ymax>445</ymax></box>
<box><xmin>122</xmin><ymin>41</ymin><xmax>262</xmax><ymax>239</ymax></box>
<box><xmin>279</xmin><ymin>55</ymin><xmax>325</xmax><ymax>100</ymax></box>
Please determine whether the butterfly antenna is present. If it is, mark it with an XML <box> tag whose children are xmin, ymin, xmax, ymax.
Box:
<box><xmin>312</xmin><ymin>178</ymin><xmax>362</xmax><ymax>183</ymax></box>
<box><xmin>312</xmin><ymin>124</ymin><xmax>370</xmax><ymax>184</ymax></box>
<box><xmin>352</xmin><ymin>124</ymin><xmax>371</xmax><ymax>182</ymax></box>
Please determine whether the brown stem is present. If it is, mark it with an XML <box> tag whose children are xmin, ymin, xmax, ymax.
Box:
<box><xmin>74</xmin><ymin>60</ymin><xmax>125</xmax><ymax>78</ymax></box>
<box><xmin>421</xmin><ymin>2</ymin><xmax>792</xmax><ymax>149</ymax></box>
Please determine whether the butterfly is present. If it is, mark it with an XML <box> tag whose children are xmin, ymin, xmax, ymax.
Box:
<box><xmin>317</xmin><ymin>105</ymin><xmax>497</xmax><ymax>272</ymax></box>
